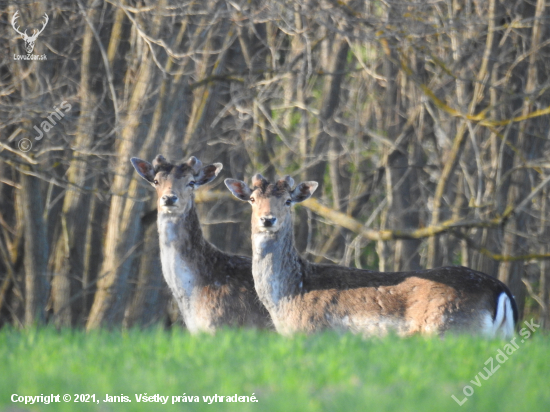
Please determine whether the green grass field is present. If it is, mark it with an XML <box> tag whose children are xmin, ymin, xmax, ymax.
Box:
<box><xmin>0</xmin><ymin>325</ymin><xmax>548</xmax><ymax>412</ymax></box>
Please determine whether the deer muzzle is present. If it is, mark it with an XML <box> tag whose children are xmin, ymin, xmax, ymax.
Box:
<box><xmin>260</xmin><ymin>217</ymin><xmax>277</xmax><ymax>228</ymax></box>
<box><xmin>160</xmin><ymin>194</ymin><xmax>178</xmax><ymax>207</ymax></box>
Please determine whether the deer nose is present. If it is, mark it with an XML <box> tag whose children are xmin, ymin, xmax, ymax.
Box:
<box><xmin>260</xmin><ymin>217</ymin><xmax>277</xmax><ymax>227</ymax></box>
<box><xmin>161</xmin><ymin>194</ymin><xmax>178</xmax><ymax>206</ymax></box>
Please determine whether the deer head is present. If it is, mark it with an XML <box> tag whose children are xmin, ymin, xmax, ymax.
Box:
<box><xmin>225</xmin><ymin>174</ymin><xmax>318</xmax><ymax>234</ymax></box>
<box><xmin>12</xmin><ymin>11</ymin><xmax>49</xmax><ymax>54</ymax></box>
<box><xmin>131</xmin><ymin>155</ymin><xmax>222</xmax><ymax>215</ymax></box>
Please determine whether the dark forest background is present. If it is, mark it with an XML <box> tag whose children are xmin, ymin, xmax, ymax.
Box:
<box><xmin>1</xmin><ymin>0</ymin><xmax>549</xmax><ymax>330</ymax></box>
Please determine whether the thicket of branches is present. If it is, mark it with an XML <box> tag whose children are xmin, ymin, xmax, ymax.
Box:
<box><xmin>1</xmin><ymin>0</ymin><xmax>549</xmax><ymax>329</ymax></box>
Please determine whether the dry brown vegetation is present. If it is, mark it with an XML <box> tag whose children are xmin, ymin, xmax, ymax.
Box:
<box><xmin>1</xmin><ymin>0</ymin><xmax>549</xmax><ymax>329</ymax></box>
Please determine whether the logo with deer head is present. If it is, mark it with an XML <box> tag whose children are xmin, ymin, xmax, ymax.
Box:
<box><xmin>11</xmin><ymin>11</ymin><xmax>49</xmax><ymax>55</ymax></box>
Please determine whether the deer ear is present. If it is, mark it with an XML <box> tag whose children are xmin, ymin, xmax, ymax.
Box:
<box><xmin>195</xmin><ymin>163</ymin><xmax>223</xmax><ymax>186</ymax></box>
<box><xmin>290</xmin><ymin>181</ymin><xmax>318</xmax><ymax>203</ymax></box>
<box><xmin>131</xmin><ymin>157</ymin><xmax>155</xmax><ymax>185</ymax></box>
<box><xmin>224</xmin><ymin>179</ymin><xmax>252</xmax><ymax>201</ymax></box>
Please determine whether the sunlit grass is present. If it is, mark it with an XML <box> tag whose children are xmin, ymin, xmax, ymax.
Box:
<box><xmin>0</xmin><ymin>326</ymin><xmax>548</xmax><ymax>411</ymax></box>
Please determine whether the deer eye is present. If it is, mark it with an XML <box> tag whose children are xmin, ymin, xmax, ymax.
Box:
<box><xmin>285</xmin><ymin>199</ymin><xmax>292</xmax><ymax>206</ymax></box>
<box><xmin>249</xmin><ymin>197</ymin><xmax>255</xmax><ymax>204</ymax></box>
<box><xmin>188</xmin><ymin>181</ymin><xmax>196</xmax><ymax>188</ymax></box>
<box><xmin>153</xmin><ymin>179</ymin><xmax>159</xmax><ymax>185</ymax></box>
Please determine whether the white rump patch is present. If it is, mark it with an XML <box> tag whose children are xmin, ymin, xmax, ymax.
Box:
<box><xmin>482</xmin><ymin>293</ymin><xmax>515</xmax><ymax>339</ymax></box>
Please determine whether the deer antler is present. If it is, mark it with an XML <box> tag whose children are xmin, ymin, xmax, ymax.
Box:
<box><xmin>252</xmin><ymin>173</ymin><xmax>267</xmax><ymax>188</ymax></box>
<box><xmin>186</xmin><ymin>156</ymin><xmax>203</xmax><ymax>173</ymax></box>
<box><xmin>153</xmin><ymin>154</ymin><xmax>168</xmax><ymax>169</ymax></box>
<box><xmin>11</xmin><ymin>11</ymin><xmax>27</xmax><ymax>38</ymax></box>
<box><xmin>27</xmin><ymin>13</ymin><xmax>49</xmax><ymax>41</ymax></box>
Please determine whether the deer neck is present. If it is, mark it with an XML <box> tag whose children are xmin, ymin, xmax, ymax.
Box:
<box><xmin>157</xmin><ymin>199</ymin><xmax>209</xmax><ymax>248</ymax></box>
<box><xmin>157</xmin><ymin>200</ymin><xmax>213</xmax><ymax>331</ymax></box>
<box><xmin>251</xmin><ymin>220</ymin><xmax>303</xmax><ymax>317</ymax></box>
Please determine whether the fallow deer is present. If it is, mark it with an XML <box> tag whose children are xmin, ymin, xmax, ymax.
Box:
<box><xmin>225</xmin><ymin>174</ymin><xmax>517</xmax><ymax>338</ymax></box>
<box><xmin>131</xmin><ymin>155</ymin><xmax>271</xmax><ymax>333</ymax></box>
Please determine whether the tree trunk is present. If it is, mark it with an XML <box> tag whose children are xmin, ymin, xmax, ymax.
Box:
<box><xmin>20</xmin><ymin>169</ymin><xmax>50</xmax><ymax>326</ymax></box>
<box><xmin>51</xmin><ymin>0</ymin><xmax>100</xmax><ymax>327</ymax></box>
